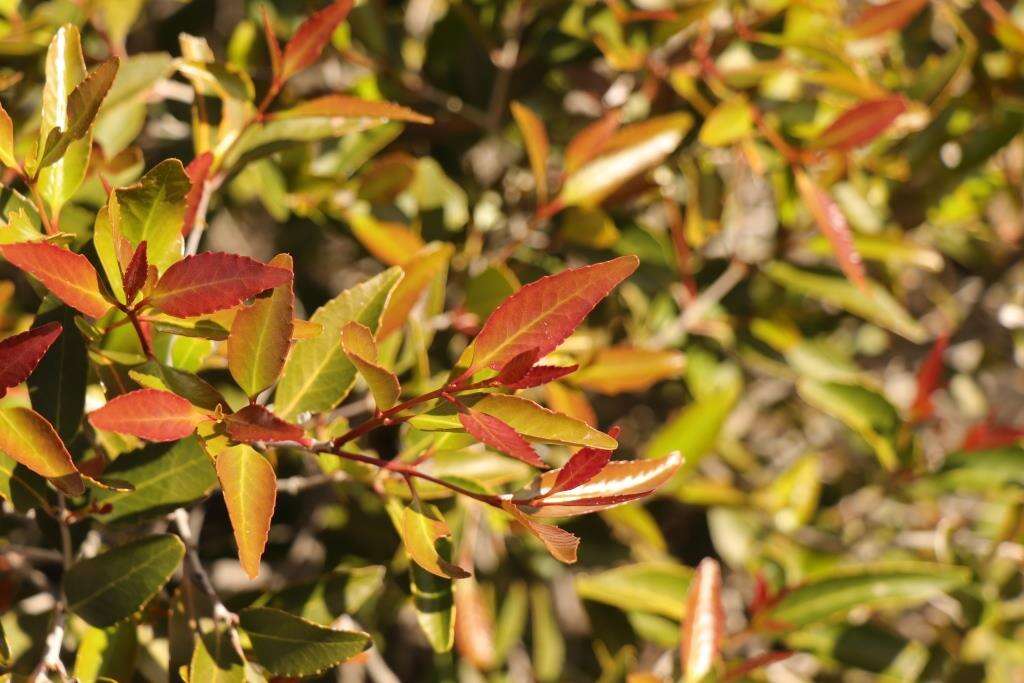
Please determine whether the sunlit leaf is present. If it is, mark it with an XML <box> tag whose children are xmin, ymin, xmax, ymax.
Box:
<box><xmin>217</xmin><ymin>444</ymin><xmax>276</xmax><ymax>579</ymax></box>
<box><xmin>110</xmin><ymin>159</ymin><xmax>192</xmax><ymax>272</ymax></box>
<box><xmin>814</xmin><ymin>97</ymin><xmax>907</xmax><ymax>151</ymax></box>
<box><xmin>401</xmin><ymin>501</ymin><xmax>471</xmax><ymax>579</ymax></box>
<box><xmin>0</xmin><ymin>242</ymin><xmax>111</xmax><ymax>318</ymax></box>
<box><xmin>149</xmin><ymin>252</ymin><xmax>291</xmax><ymax>317</ymax></box>
<box><xmin>794</xmin><ymin>170</ymin><xmax>867</xmax><ymax>291</ymax></box>
<box><xmin>680</xmin><ymin>558</ymin><xmax>725</xmax><ymax>683</ymax></box>
<box><xmin>89</xmin><ymin>388</ymin><xmax>207</xmax><ymax>442</ymax></box>
<box><xmin>340</xmin><ymin>321</ymin><xmax>400</xmax><ymax>410</ymax></box>
<box><xmin>0</xmin><ymin>406</ymin><xmax>83</xmax><ymax>496</ymax></box>
<box><xmin>570</xmin><ymin>347</ymin><xmax>685</xmax><ymax>395</ymax></box>
<box><xmin>224</xmin><ymin>404</ymin><xmax>307</xmax><ymax>445</ymax></box>
<box><xmin>510</xmin><ymin>101</ymin><xmax>550</xmax><ymax>203</ymax></box>
<box><xmin>228</xmin><ymin>253</ymin><xmax>294</xmax><ymax>398</ymax></box>
<box><xmin>459</xmin><ymin>408</ymin><xmax>547</xmax><ymax>468</ymax></box>
<box><xmin>279</xmin><ymin>0</ymin><xmax>353</xmax><ymax>82</ymax></box>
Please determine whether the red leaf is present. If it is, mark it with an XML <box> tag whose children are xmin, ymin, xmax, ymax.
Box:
<box><xmin>0</xmin><ymin>242</ymin><xmax>111</xmax><ymax>318</ymax></box>
<box><xmin>680</xmin><ymin>558</ymin><xmax>726</xmax><ymax>682</ymax></box>
<box><xmin>470</xmin><ymin>256</ymin><xmax>638</xmax><ymax>372</ymax></box>
<box><xmin>494</xmin><ymin>348</ymin><xmax>540</xmax><ymax>385</ymax></box>
<box><xmin>183</xmin><ymin>152</ymin><xmax>214</xmax><ymax>236</ymax></box>
<box><xmin>0</xmin><ymin>322</ymin><xmax>62</xmax><ymax>397</ymax></box>
<box><xmin>459</xmin><ymin>409</ymin><xmax>547</xmax><ymax>468</ymax></box>
<box><xmin>723</xmin><ymin>651</ymin><xmax>794</xmax><ymax>682</ymax></box>
<box><xmin>816</xmin><ymin>97</ymin><xmax>907</xmax><ymax>151</ymax></box>
<box><xmin>910</xmin><ymin>334</ymin><xmax>949</xmax><ymax>422</ymax></box>
<box><xmin>225</xmin><ymin>404</ymin><xmax>308</xmax><ymax>445</ymax></box>
<box><xmin>122</xmin><ymin>241</ymin><xmax>148</xmax><ymax>303</ymax></box>
<box><xmin>281</xmin><ymin>0</ymin><xmax>353</xmax><ymax>82</ymax></box>
<box><xmin>261</xmin><ymin>5</ymin><xmax>282</xmax><ymax>81</ymax></box>
<box><xmin>148</xmin><ymin>252</ymin><xmax>292</xmax><ymax>317</ymax></box>
<box><xmin>89</xmin><ymin>389</ymin><xmax>206</xmax><ymax>441</ymax></box>
<box><xmin>794</xmin><ymin>170</ymin><xmax>867</xmax><ymax>292</ymax></box>
<box><xmin>962</xmin><ymin>420</ymin><xmax>1024</xmax><ymax>451</ymax></box>
<box><xmin>502</xmin><ymin>364</ymin><xmax>578</xmax><ymax>389</ymax></box>
<box><xmin>850</xmin><ymin>0</ymin><xmax>928</xmax><ymax>37</ymax></box>
<box><xmin>540</xmin><ymin>439</ymin><xmax>616</xmax><ymax>500</ymax></box>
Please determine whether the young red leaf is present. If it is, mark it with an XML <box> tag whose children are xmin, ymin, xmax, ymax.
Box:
<box><xmin>502</xmin><ymin>364</ymin><xmax>578</xmax><ymax>389</ymax></box>
<box><xmin>0</xmin><ymin>406</ymin><xmax>84</xmax><ymax>496</ymax></box>
<box><xmin>542</xmin><ymin>445</ymin><xmax>613</xmax><ymax>500</ymax></box>
<box><xmin>89</xmin><ymin>389</ymin><xmax>206</xmax><ymax>441</ymax></box>
<box><xmin>494</xmin><ymin>348</ymin><xmax>541</xmax><ymax>385</ymax></box>
<box><xmin>794</xmin><ymin>170</ymin><xmax>867</xmax><ymax>292</ymax></box>
<box><xmin>910</xmin><ymin>333</ymin><xmax>949</xmax><ymax>422</ymax></box>
<box><xmin>502</xmin><ymin>501</ymin><xmax>579</xmax><ymax>563</ymax></box>
<box><xmin>280</xmin><ymin>0</ymin><xmax>353</xmax><ymax>82</ymax></box>
<box><xmin>850</xmin><ymin>0</ymin><xmax>928</xmax><ymax>37</ymax></box>
<box><xmin>217</xmin><ymin>444</ymin><xmax>277</xmax><ymax>579</ymax></box>
<box><xmin>815</xmin><ymin>97</ymin><xmax>907</xmax><ymax>152</ymax></box>
<box><xmin>680</xmin><ymin>558</ymin><xmax>725</xmax><ymax>683</ymax></box>
<box><xmin>225</xmin><ymin>404</ymin><xmax>308</xmax><ymax>445</ymax></box>
<box><xmin>0</xmin><ymin>321</ymin><xmax>62</xmax><ymax>397</ymax></box>
<box><xmin>148</xmin><ymin>252</ymin><xmax>292</xmax><ymax>317</ymax></box>
<box><xmin>227</xmin><ymin>253</ymin><xmax>294</xmax><ymax>398</ymax></box>
<box><xmin>962</xmin><ymin>419</ymin><xmax>1024</xmax><ymax>451</ymax></box>
<box><xmin>182</xmin><ymin>152</ymin><xmax>214</xmax><ymax>236</ymax></box>
<box><xmin>520</xmin><ymin>452</ymin><xmax>682</xmax><ymax>518</ymax></box>
<box><xmin>261</xmin><ymin>4</ymin><xmax>283</xmax><ymax>81</ymax></box>
<box><xmin>510</xmin><ymin>101</ymin><xmax>550</xmax><ymax>203</ymax></box>
<box><xmin>0</xmin><ymin>242</ymin><xmax>111</xmax><ymax>318</ymax></box>
<box><xmin>122</xmin><ymin>240</ymin><xmax>148</xmax><ymax>303</ymax></box>
<box><xmin>459</xmin><ymin>409</ymin><xmax>548</xmax><ymax>469</ymax></box>
<box><xmin>564</xmin><ymin>109</ymin><xmax>621</xmax><ymax>175</ymax></box>
<box><xmin>469</xmin><ymin>255</ymin><xmax>638</xmax><ymax>372</ymax></box>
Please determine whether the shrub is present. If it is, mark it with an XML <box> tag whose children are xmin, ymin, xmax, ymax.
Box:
<box><xmin>1</xmin><ymin>0</ymin><xmax>1023</xmax><ymax>681</ymax></box>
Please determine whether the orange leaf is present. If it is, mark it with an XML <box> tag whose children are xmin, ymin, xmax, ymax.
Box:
<box><xmin>454</xmin><ymin>577</ymin><xmax>496</xmax><ymax>670</ymax></box>
<box><xmin>850</xmin><ymin>0</ymin><xmax>928</xmax><ymax>37</ymax></box>
<box><xmin>0</xmin><ymin>321</ymin><xmax>62</xmax><ymax>397</ymax></box>
<box><xmin>680</xmin><ymin>558</ymin><xmax>725</xmax><ymax>683</ymax></box>
<box><xmin>0</xmin><ymin>242</ymin><xmax>111</xmax><ymax>318</ymax></box>
<box><xmin>502</xmin><ymin>501</ymin><xmax>579</xmax><ymax>563</ymax></box>
<box><xmin>261</xmin><ymin>5</ymin><xmax>282</xmax><ymax>81</ymax></box>
<box><xmin>217</xmin><ymin>444</ymin><xmax>277</xmax><ymax>579</ymax></box>
<box><xmin>815</xmin><ymin>97</ymin><xmax>907</xmax><ymax>151</ymax></box>
<box><xmin>378</xmin><ymin>243</ymin><xmax>452</xmax><ymax>339</ymax></box>
<box><xmin>0</xmin><ymin>407</ymin><xmax>83</xmax><ymax>496</ymax></box>
<box><xmin>564</xmin><ymin>109</ymin><xmax>621</xmax><ymax>175</ymax></box>
<box><xmin>182</xmin><ymin>152</ymin><xmax>213</xmax><ymax>236</ymax></box>
<box><xmin>459</xmin><ymin>409</ymin><xmax>547</xmax><ymax>469</ymax></box>
<box><xmin>149</xmin><ymin>252</ymin><xmax>292</xmax><ymax>317</ymax></box>
<box><xmin>280</xmin><ymin>0</ymin><xmax>353</xmax><ymax>82</ymax></box>
<box><xmin>271</xmin><ymin>94</ymin><xmax>433</xmax><ymax>125</ymax></box>
<box><xmin>794</xmin><ymin>170</ymin><xmax>867</xmax><ymax>292</ymax></box>
<box><xmin>225</xmin><ymin>404</ymin><xmax>308</xmax><ymax>445</ymax></box>
<box><xmin>501</xmin><ymin>364</ymin><xmax>577</xmax><ymax>389</ymax></box>
<box><xmin>89</xmin><ymin>389</ymin><xmax>206</xmax><ymax>441</ymax></box>
<box><xmin>510</xmin><ymin>101</ymin><xmax>550</xmax><ymax>203</ymax></box>
<box><xmin>469</xmin><ymin>255</ymin><xmax>638</xmax><ymax>372</ymax></box>
<box><xmin>227</xmin><ymin>253</ymin><xmax>294</xmax><ymax>398</ymax></box>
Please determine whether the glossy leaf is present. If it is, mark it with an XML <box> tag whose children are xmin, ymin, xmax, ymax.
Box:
<box><xmin>680</xmin><ymin>558</ymin><xmax>725</xmax><ymax>683</ymax></box>
<box><xmin>149</xmin><ymin>252</ymin><xmax>291</xmax><ymax>317</ymax></box>
<box><xmin>37</xmin><ymin>58</ymin><xmax>119</xmax><ymax>170</ymax></box>
<box><xmin>225</xmin><ymin>404</ymin><xmax>307</xmax><ymax>445</ymax></box>
<box><xmin>0</xmin><ymin>242</ymin><xmax>111</xmax><ymax>318</ymax></box>
<box><xmin>217</xmin><ymin>444</ymin><xmax>276</xmax><ymax>579</ymax></box>
<box><xmin>239</xmin><ymin>607</ymin><xmax>370</xmax><ymax>677</ymax></box>
<box><xmin>28</xmin><ymin>306</ymin><xmax>87</xmax><ymax>443</ymax></box>
<box><xmin>89</xmin><ymin>389</ymin><xmax>206</xmax><ymax>442</ymax></box>
<box><xmin>510</xmin><ymin>101</ymin><xmax>550</xmax><ymax>203</ymax></box>
<box><xmin>110</xmin><ymin>159</ymin><xmax>193</xmax><ymax>272</ymax></box>
<box><xmin>794</xmin><ymin>169</ymin><xmax>867</xmax><ymax>292</ymax></box>
<box><xmin>340</xmin><ymin>321</ymin><xmax>400</xmax><ymax>409</ymax></box>
<box><xmin>227</xmin><ymin>253</ymin><xmax>294</xmax><ymax>398</ymax></box>
<box><xmin>459</xmin><ymin>408</ymin><xmax>547</xmax><ymax>468</ymax></box>
<box><xmin>0</xmin><ymin>321</ymin><xmax>62</xmax><ymax>397</ymax></box>
<box><xmin>538</xmin><ymin>441</ymin><xmax>614</xmax><ymax>499</ymax></box>
<box><xmin>815</xmin><ymin>97</ymin><xmax>907</xmax><ymax>151</ymax></box>
<box><xmin>275</xmin><ymin>267</ymin><xmax>401</xmax><ymax>418</ymax></box>
<box><xmin>401</xmin><ymin>501</ymin><xmax>471</xmax><ymax>579</ymax></box>
<box><xmin>280</xmin><ymin>0</ymin><xmax>353</xmax><ymax>82</ymax></box>
<box><xmin>0</xmin><ymin>406</ymin><xmax>83</xmax><ymax>496</ymax></box>
<box><xmin>469</xmin><ymin>255</ymin><xmax>638</xmax><ymax>372</ymax></box>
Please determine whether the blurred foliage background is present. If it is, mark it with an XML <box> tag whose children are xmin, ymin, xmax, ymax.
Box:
<box><xmin>4</xmin><ymin>0</ymin><xmax>1024</xmax><ymax>680</ymax></box>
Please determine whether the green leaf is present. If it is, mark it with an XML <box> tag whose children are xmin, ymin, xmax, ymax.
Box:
<box><xmin>264</xmin><ymin>565</ymin><xmax>386</xmax><ymax>625</ymax></box>
<box><xmin>644</xmin><ymin>384</ymin><xmax>739</xmax><ymax>477</ymax></box>
<box><xmin>129</xmin><ymin>361</ymin><xmax>227</xmax><ymax>412</ymax></box>
<box><xmin>400</xmin><ymin>501</ymin><xmax>470</xmax><ymax>579</ymax></box>
<box><xmin>72</xmin><ymin>622</ymin><xmax>138</xmax><ymax>683</ymax></box>
<box><xmin>65</xmin><ymin>534</ymin><xmax>185</xmax><ymax>627</ymax></box>
<box><xmin>228</xmin><ymin>253</ymin><xmax>294</xmax><ymax>398</ymax></box>
<box><xmin>920</xmin><ymin>447</ymin><xmax>1024</xmax><ymax>493</ymax></box>
<box><xmin>94</xmin><ymin>437</ymin><xmax>218</xmax><ymax>523</ymax></box>
<box><xmin>798</xmin><ymin>379</ymin><xmax>902</xmax><ymax>471</ymax></box>
<box><xmin>0</xmin><ymin>100</ymin><xmax>15</xmax><ymax>168</ymax></box>
<box><xmin>699</xmin><ymin>96</ymin><xmax>754</xmax><ymax>147</ymax></box>
<box><xmin>28</xmin><ymin>304</ymin><xmax>87</xmax><ymax>444</ymax></box>
<box><xmin>340</xmin><ymin>321</ymin><xmax>400</xmax><ymax>410</ymax></box>
<box><xmin>530</xmin><ymin>584</ymin><xmax>565</xmax><ymax>682</ymax></box>
<box><xmin>94</xmin><ymin>52</ymin><xmax>174</xmax><ymax>156</ymax></box>
<box><xmin>36</xmin><ymin>58</ymin><xmax>119</xmax><ymax>170</ymax></box>
<box><xmin>189</xmin><ymin>628</ymin><xmax>245</xmax><ymax>683</ymax></box>
<box><xmin>762</xmin><ymin>562</ymin><xmax>971</xmax><ymax>631</ymax></box>
<box><xmin>110</xmin><ymin>159</ymin><xmax>192</xmax><ymax>273</ymax></box>
<box><xmin>410</xmin><ymin>394</ymin><xmax>616</xmax><ymax>449</ymax></box>
<box><xmin>763</xmin><ymin>262</ymin><xmax>927</xmax><ymax>343</ymax></box>
<box><xmin>0</xmin><ymin>451</ymin><xmax>54</xmax><ymax>513</ymax></box>
<box><xmin>275</xmin><ymin>267</ymin><xmax>401</xmax><ymax>418</ymax></box>
<box><xmin>238</xmin><ymin>607</ymin><xmax>370</xmax><ymax>677</ymax></box>
<box><xmin>574</xmin><ymin>562</ymin><xmax>693</xmax><ymax>620</ymax></box>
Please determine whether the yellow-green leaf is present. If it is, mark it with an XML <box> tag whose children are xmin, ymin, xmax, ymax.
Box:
<box><xmin>340</xmin><ymin>321</ymin><xmax>400</xmax><ymax>410</ymax></box>
<box><xmin>0</xmin><ymin>406</ymin><xmax>83</xmax><ymax>496</ymax></box>
<box><xmin>216</xmin><ymin>444</ymin><xmax>276</xmax><ymax>579</ymax></box>
<box><xmin>699</xmin><ymin>96</ymin><xmax>753</xmax><ymax>147</ymax></box>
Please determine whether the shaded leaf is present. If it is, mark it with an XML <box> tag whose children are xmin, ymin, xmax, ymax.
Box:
<box><xmin>72</xmin><ymin>621</ymin><xmax>138</xmax><ymax>683</ymax></box>
<box><xmin>0</xmin><ymin>242</ymin><xmax>111</xmax><ymax>318</ymax></box>
<box><xmin>190</xmin><ymin>628</ymin><xmax>245</xmax><ymax>683</ymax></box>
<box><xmin>850</xmin><ymin>0</ymin><xmax>928</xmax><ymax>37</ymax></box>
<box><xmin>510</xmin><ymin>101</ymin><xmax>550</xmax><ymax>203</ymax></box>
<box><xmin>217</xmin><ymin>444</ymin><xmax>276</xmax><ymax>579</ymax></box>
<box><xmin>0</xmin><ymin>406</ymin><xmax>83</xmax><ymax>496</ymax></box>
<box><xmin>28</xmin><ymin>305</ymin><xmax>87</xmax><ymax>443</ymax></box>
<box><xmin>378</xmin><ymin>243</ymin><xmax>452</xmax><ymax>340</ymax></box>
<box><xmin>149</xmin><ymin>252</ymin><xmax>291</xmax><ymax>317</ymax></box>
<box><xmin>89</xmin><ymin>389</ymin><xmax>206</xmax><ymax>442</ymax></box>
<box><xmin>575</xmin><ymin>561</ymin><xmax>693</xmax><ymax>619</ymax></box>
<box><xmin>0</xmin><ymin>321</ymin><xmax>62</xmax><ymax>397</ymax></box>
<box><xmin>564</xmin><ymin>109</ymin><xmax>621</xmax><ymax>174</ymax></box>
<box><xmin>401</xmin><ymin>501</ymin><xmax>471</xmax><ymax>579</ymax></box>
<box><xmin>699</xmin><ymin>96</ymin><xmax>753</xmax><ymax>147</ymax></box>
<box><xmin>469</xmin><ymin>256</ymin><xmax>638</xmax><ymax>372</ymax></box>
<box><xmin>238</xmin><ymin>607</ymin><xmax>370</xmax><ymax>677</ymax></box>
<box><xmin>65</xmin><ymin>535</ymin><xmax>184</xmax><ymax>627</ymax></box>
<box><xmin>571</xmin><ymin>347</ymin><xmax>685</xmax><ymax>395</ymax></box>
<box><xmin>271</xmin><ymin>94</ymin><xmax>432</xmax><ymax>125</ymax></box>
<box><xmin>454</xmin><ymin>576</ymin><xmax>496</xmax><ymax>670</ymax></box>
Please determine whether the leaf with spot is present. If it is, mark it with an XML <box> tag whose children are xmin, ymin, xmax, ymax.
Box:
<box><xmin>64</xmin><ymin>534</ymin><xmax>185</xmax><ymax>627</ymax></box>
<box><xmin>0</xmin><ymin>406</ymin><xmax>83</xmax><ymax>496</ymax></box>
<box><xmin>89</xmin><ymin>389</ymin><xmax>207</xmax><ymax>442</ymax></box>
<box><xmin>148</xmin><ymin>252</ymin><xmax>292</xmax><ymax>318</ymax></box>
<box><xmin>0</xmin><ymin>242</ymin><xmax>111</xmax><ymax>318</ymax></box>
<box><xmin>217</xmin><ymin>444</ymin><xmax>276</xmax><ymax>579</ymax></box>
